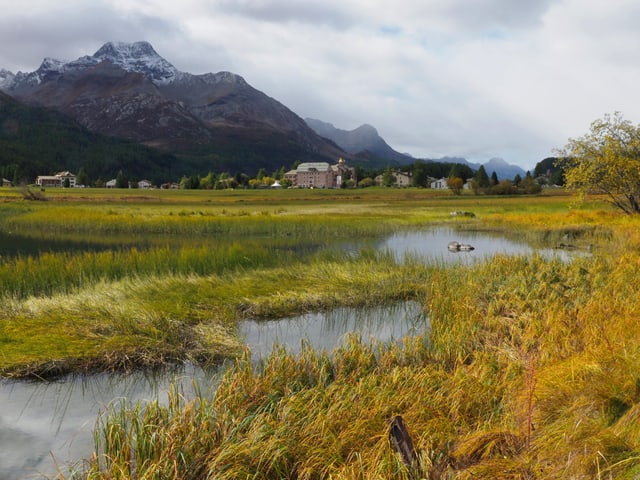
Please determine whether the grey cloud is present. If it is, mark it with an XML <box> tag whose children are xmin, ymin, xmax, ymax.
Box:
<box><xmin>212</xmin><ymin>0</ymin><xmax>356</xmax><ymax>28</ymax></box>
<box><xmin>0</xmin><ymin>3</ymin><xmax>182</xmax><ymax>72</ymax></box>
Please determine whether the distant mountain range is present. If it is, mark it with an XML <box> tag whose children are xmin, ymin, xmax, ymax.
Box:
<box><xmin>0</xmin><ymin>41</ymin><xmax>527</xmax><ymax>181</ymax></box>
<box><xmin>304</xmin><ymin>119</ymin><xmax>527</xmax><ymax>179</ymax></box>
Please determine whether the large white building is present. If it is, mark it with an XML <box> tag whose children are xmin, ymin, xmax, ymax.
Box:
<box><xmin>35</xmin><ymin>171</ymin><xmax>76</xmax><ymax>188</ymax></box>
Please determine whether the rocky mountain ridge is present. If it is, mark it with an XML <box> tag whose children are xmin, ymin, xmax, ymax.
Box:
<box><xmin>305</xmin><ymin>118</ymin><xmax>413</xmax><ymax>165</ymax></box>
<box><xmin>0</xmin><ymin>41</ymin><xmax>346</xmax><ymax>173</ymax></box>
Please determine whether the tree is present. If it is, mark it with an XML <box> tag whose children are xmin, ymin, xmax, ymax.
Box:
<box><xmin>76</xmin><ymin>167</ymin><xmax>89</xmax><ymax>187</ymax></box>
<box><xmin>449</xmin><ymin>163</ymin><xmax>474</xmax><ymax>181</ymax></box>
<box><xmin>474</xmin><ymin>165</ymin><xmax>491</xmax><ymax>188</ymax></box>
<box><xmin>557</xmin><ymin>112</ymin><xmax>640</xmax><ymax>214</ymax></box>
<box><xmin>411</xmin><ymin>161</ymin><xmax>429</xmax><ymax>187</ymax></box>
<box><xmin>200</xmin><ymin>171</ymin><xmax>217</xmax><ymax>189</ymax></box>
<box><xmin>513</xmin><ymin>174</ymin><xmax>522</xmax><ymax>186</ymax></box>
<box><xmin>382</xmin><ymin>167</ymin><xmax>396</xmax><ymax>187</ymax></box>
<box><xmin>116</xmin><ymin>170</ymin><xmax>128</xmax><ymax>188</ymax></box>
<box><xmin>447</xmin><ymin>176</ymin><xmax>464</xmax><ymax>195</ymax></box>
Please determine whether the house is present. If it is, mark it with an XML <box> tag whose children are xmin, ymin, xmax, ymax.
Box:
<box><xmin>36</xmin><ymin>171</ymin><xmax>76</xmax><ymax>188</ymax></box>
<box><xmin>106</xmin><ymin>179</ymin><xmax>117</xmax><ymax>188</ymax></box>
<box><xmin>138</xmin><ymin>179</ymin><xmax>153</xmax><ymax>189</ymax></box>
<box><xmin>430</xmin><ymin>177</ymin><xmax>448</xmax><ymax>189</ymax></box>
<box><xmin>1</xmin><ymin>178</ymin><xmax>11</xmax><ymax>187</ymax></box>
<box><xmin>374</xmin><ymin>170</ymin><xmax>412</xmax><ymax>187</ymax></box>
<box><xmin>395</xmin><ymin>171</ymin><xmax>412</xmax><ymax>187</ymax></box>
<box><xmin>284</xmin><ymin>158</ymin><xmax>356</xmax><ymax>188</ymax></box>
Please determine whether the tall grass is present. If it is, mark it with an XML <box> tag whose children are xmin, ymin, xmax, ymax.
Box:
<box><xmin>74</xmin><ymin>224</ymin><xmax>640</xmax><ymax>479</ymax></box>
<box><xmin>0</xmin><ymin>242</ymin><xmax>283</xmax><ymax>299</ymax></box>
<box><xmin>0</xmin><ymin>248</ymin><xmax>427</xmax><ymax>377</ymax></box>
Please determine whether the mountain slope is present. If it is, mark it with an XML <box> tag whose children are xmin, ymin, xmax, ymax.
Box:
<box><xmin>0</xmin><ymin>89</ymin><xmax>182</xmax><ymax>183</ymax></box>
<box><xmin>305</xmin><ymin>118</ymin><xmax>412</xmax><ymax>164</ymax></box>
<box><xmin>0</xmin><ymin>41</ymin><xmax>346</xmax><ymax>175</ymax></box>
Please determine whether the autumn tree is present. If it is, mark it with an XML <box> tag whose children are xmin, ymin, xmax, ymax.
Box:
<box><xmin>557</xmin><ymin>112</ymin><xmax>640</xmax><ymax>213</ymax></box>
<box><xmin>447</xmin><ymin>176</ymin><xmax>464</xmax><ymax>195</ymax></box>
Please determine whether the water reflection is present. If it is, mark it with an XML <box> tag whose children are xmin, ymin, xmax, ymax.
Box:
<box><xmin>0</xmin><ymin>301</ymin><xmax>426</xmax><ymax>479</ymax></box>
<box><xmin>0</xmin><ymin>366</ymin><xmax>217</xmax><ymax>479</ymax></box>
<box><xmin>380</xmin><ymin>227</ymin><xmax>576</xmax><ymax>263</ymax></box>
<box><xmin>239</xmin><ymin>301</ymin><xmax>428</xmax><ymax>359</ymax></box>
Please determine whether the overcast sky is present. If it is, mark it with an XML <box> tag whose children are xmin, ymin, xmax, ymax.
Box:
<box><xmin>1</xmin><ymin>0</ymin><xmax>639</xmax><ymax>170</ymax></box>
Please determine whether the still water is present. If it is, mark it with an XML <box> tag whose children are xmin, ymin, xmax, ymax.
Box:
<box><xmin>0</xmin><ymin>226</ymin><xmax>572</xmax><ymax>478</ymax></box>
<box><xmin>379</xmin><ymin>227</ymin><xmax>572</xmax><ymax>263</ymax></box>
<box><xmin>1</xmin><ymin>302</ymin><xmax>425</xmax><ymax>479</ymax></box>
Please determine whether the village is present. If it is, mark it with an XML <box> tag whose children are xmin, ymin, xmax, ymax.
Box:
<box><xmin>2</xmin><ymin>158</ymin><xmax>495</xmax><ymax>191</ymax></box>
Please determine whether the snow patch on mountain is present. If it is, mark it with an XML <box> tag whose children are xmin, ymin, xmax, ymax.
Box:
<box><xmin>1</xmin><ymin>41</ymin><xmax>180</xmax><ymax>91</ymax></box>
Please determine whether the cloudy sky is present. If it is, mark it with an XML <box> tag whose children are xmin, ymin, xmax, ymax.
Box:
<box><xmin>1</xmin><ymin>0</ymin><xmax>639</xmax><ymax>170</ymax></box>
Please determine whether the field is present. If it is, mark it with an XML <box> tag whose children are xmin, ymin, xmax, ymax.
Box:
<box><xmin>2</xmin><ymin>186</ymin><xmax>640</xmax><ymax>478</ymax></box>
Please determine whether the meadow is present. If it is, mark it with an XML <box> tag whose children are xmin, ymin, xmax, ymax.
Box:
<box><xmin>2</xmin><ymin>186</ymin><xmax>639</xmax><ymax>478</ymax></box>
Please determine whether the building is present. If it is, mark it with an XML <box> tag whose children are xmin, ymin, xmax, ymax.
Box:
<box><xmin>284</xmin><ymin>158</ymin><xmax>356</xmax><ymax>188</ymax></box>
<box><xmin>1</xmin><ymin>178</ymin><xmax>12</xmax><ymax>187</ymax></box>
<box><xmin>36</xmin><ymin>171</ymin><xmax>76</xmax><ymax>188</ymax></box>
<box><xmin>430</xmin><ymin>177</ymin><xmax>448</xmax><ymax>189</ymax></box>
<box><xmin>374</xmin><ymin>170</ymin><xmax>412</xmax><ymax>187</ymax></box>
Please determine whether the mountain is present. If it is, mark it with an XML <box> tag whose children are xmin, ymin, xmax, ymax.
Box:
<box><xmin>305</xmin><ymin>118</ymin><xmax>527</xmax><ymax>179</ymax></box>
<box><xmin>0</xmin><ymin>90</ymin><xmax>182</xmax><ymax>183</ymax></box>
<box><xmin>305</xmin><ymin>118</ymin><xmax>413</xmax><ymax>165</ymax></box>
<box><xmin>419</xmin><ymin>156</ymin><xmax>526</xmax><ymax>180</ymax></box>
<box><xmin>480</xmin><ymin>157</ymin><xmax>526</xmax><ymax>180</ymax></box>
<box><xmin>0</xmin><ymin>41</ymin><xmax>347</xmax><ymax>175</ymax></box>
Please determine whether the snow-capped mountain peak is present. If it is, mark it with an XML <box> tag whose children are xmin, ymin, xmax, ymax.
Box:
<box><xmin>38</xmin><ymin>57</ymin><xmax>66</xmax><ymax>73</ymax></box>
<box><xmin>0</xmin><ymin>41</ymin><xmax>180</xmax><ymax>91</ymax></box>
<box><xmin>91</xmin><ymin>41</ymin><xmax>179</xmax><ymax>84</ymax></box>
<box><xmin>0</xmin><ymin>69</ymin><xmax>15</xmax><ymax>89</ymax></box>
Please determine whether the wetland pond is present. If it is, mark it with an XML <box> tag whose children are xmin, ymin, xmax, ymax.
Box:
<box><xmin>0</xmin><ymin>227</ymin><xmax>573</xmax><ymax>478</ymax></box>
